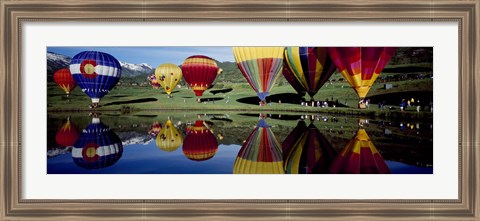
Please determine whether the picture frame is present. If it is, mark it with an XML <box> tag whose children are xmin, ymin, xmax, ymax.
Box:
<box><xmin>1</xmin><ymin>0</ymin><xmax>478</xmax><ymax>220</ymax></box>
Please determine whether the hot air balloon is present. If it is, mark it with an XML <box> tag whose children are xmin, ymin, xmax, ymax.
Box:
<box><xmin>329</xmin><ymin>129</ymin><xmax>390</xmax><ymax>174</ymax></box>
<box><xmin>233</xmin><ymin>118</ymin><xmax>284</xmax><ymax>174</ymax></box>
<box><xmin>71</xmin><ymin>117</ymin><xmax>123</xmax><ymax>170</ymax></box>
<box><xmin>282</xmin><ymin>121</ymin><xmax>336</xmax><ymax>174</ymax></box>
<box><xmin>283</xmin><ymin>47</ymin><xmax>337</xmax><ymax>101</ymax></box>
<box><xmin>69</xmin><ymin>51</ymin><xmax>122</xmax><ymax>108</ymax></box>
<box><xmin>182</xmin><ymin>120</ymin><xmax>218</xmax><ymax>161</ymax></box>
<box><xmin>155</xmin><ymin>119</ymin><xmax>183</xmax><ymax>152</ymax></box>
<box><xmin>181</xmin><ymin>55</ymin><xmax>218</xmax><ymax>98</ymax></box>
<box><xmin>155</xmin><ymin>63</ymin><xmax>182</xmax><ymax>98</ymax></box>
<box><xmin>53</xmin><ymin>68</ymin><xmax>77</xmax><ymax>97</ymax></box>
<box><xmin>328</xmin><ymin>47</ymin><xmax>396</xmax><ymax>108</ymax></box>
<box><xmin>148</xmin><ymin>121</ymin><xmax>162</xmax><ymax>137</ymax></box>
<box><xmin>55</xmin><ymin>118</ymin><xmax>80</xmax><ymax>147</ymax></box>
<box><xmin>147</xmin><ymin>74</ymin><xmax>161</xmax><ymax>89</ymax></box>
<box><xmin>233</xmin><ymin>47</ymin><xmax>284</xmax><ymax>105</ymax></box>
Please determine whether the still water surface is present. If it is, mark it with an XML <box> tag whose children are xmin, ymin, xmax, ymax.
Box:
<box><xmin>47</xmin><ymin>112</ymin><xmax>433</xmax><ymax>174</ymax></box>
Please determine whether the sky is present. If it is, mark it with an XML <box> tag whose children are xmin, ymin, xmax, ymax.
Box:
<box><xmin>47</xmin><ymin>46</ymin><xmax>235</xmax><ymax>66</ymax></box>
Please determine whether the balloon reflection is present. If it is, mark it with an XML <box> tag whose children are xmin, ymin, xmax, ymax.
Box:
<box><xmin>149</xmin><ymin>121</ymin><xmax>162</xmax><ymax>137</ymax></box>
<box><xmin>55</xmin><ymin>118</ymin><xmax>80</xmax><ymax>147</ymax></box>
<box><xmin>282</xmin><ymin>121</ymin><xmax>336</xmax><ymax>174</ymax></box>
<box><xmin>330</xmin><ymin>129</ymin><xmax>390</xmax><ymax>174</ymax></box>
<box><xmin>155</xmin><ymin>119</ymin><xmax>183</xmax><ymax>152</ymax></box>
<box><xmin>182</xmin><ymin>120</ymin><xmax>218</xmax><ymax>161</ymax></box>
<box><xmin>71</xmin><ymin>117</ymin><xmax>123</xmax><ymax>170</ymax></box>
<box><xmin>233</xmin><ymin>118</ymin><xmax>284</xmax><ymax>174</ymax></box>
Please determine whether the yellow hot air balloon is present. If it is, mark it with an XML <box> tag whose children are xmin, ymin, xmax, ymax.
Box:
<box><xmin>155</xmin><ymin>63</ymin><xmax>182</xmax><ymax>97</ymax></box>
<box><xmin>155</xmin><ymin>119</ymin><xmax>183</xmax><ymax>152</ymax></box>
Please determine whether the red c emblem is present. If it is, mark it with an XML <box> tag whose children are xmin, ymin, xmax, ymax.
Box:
<box><xmin>82</xmin><ymin>142</ymin><xmax>99</xmax><ymax>162</ymax></box>
<box><xmin>80</xmin><ymin>59</ymin><xmax>98</xmax><ymax>78</ymax></box>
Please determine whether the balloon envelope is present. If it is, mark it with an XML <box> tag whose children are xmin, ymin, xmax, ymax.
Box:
<box><xmin>149</xmin><ymin>121</ymin><xmax>162</xmax><ymax>137</ymax></box>
<box><xmin>329</xmin><ymin>129</ymin><xmax>390</xmax><ymax>174</ymax></box>
<box><xmin>181</xmin><ymin>55</ymin><xmax>218</xmax><ymax>97</ymax></box>
<box><xmin>147</xmin><ymin>74</ymin><xmax>161</xmax><ymax>89</ymax></box>
<box><xmin>233</xmin><ymin>119</ymin><xmax>284</xmax><ymax>174</ymax></box>
<box><xmin>55</xmin><ymin>118</ymin><xmax>80</xmax><ymax>147</ymax></box>
<box><xmin>282</xmin><ymin>121</ymin><xmax>336</xmax><ymax>174</ymax></box>
<box><xmin>233</xmin><ymin>47</ymin><xmax>284</xmax><ymax>101</ymax></box>
<box><xmin>155</xmin><ymin>120</ymin><xmax>183</xmax><ymax>152</ymax></box>
<box><xmin>53</xmin><ymin>68</ymin><xmax>77</xmax><ymax>96</ymax></box>
<box><xmin>70</xmin><ymin>51</ymin><xmax>122</xmax><ymax>104</ymax></box>
<box><xmin>182</xmin><ymin>120</ymin><xmax>218</xmax><ymax>161</ymax></box>
<box><xmin>155</xmin><ymin>63</ymin><xmax>182</xmax><ymax>95</ymax></box>
<box><xmin>328</xmin><ymin>47</ymin><xmax>396</xmax><ymax>99</ymax></box>
<box><xmin>71</xmin><ymin>118</ymin><xmax>123</xmax><ymax>170</ymax></box>
<box><xmin>283</xmin><ymin>47</ymin><xmax>337</xmax><ymax>98</ymax></box>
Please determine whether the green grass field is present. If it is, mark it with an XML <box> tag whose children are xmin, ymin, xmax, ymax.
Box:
<box><xmin>47</xmin><ymin>77</ymin><xmax>433</xmax><ymax>119</ymax></box>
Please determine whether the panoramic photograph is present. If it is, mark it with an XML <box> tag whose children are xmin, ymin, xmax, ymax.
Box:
<box><xmin>47</xmin><ymin>46</ymin><xmax>433</xmax><ymax>174</ymax></box>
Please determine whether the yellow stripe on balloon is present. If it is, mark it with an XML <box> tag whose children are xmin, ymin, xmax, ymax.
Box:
<box><xmin>232</xmin><ymin>47</ymin><xmax>284</xmax><ymax>62</ymax></box>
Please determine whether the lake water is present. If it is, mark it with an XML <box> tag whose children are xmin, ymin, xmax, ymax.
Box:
<box><xmin>47</xmin><ymin>112</ymin><xmax>433</xmax><ymax>174</ymax></box>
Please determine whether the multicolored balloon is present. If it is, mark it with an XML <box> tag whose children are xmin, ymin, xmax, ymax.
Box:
<box><xmin>69</xmin><ymin>51</ymin><xmax>122</xmax><ymax>106</ymax></box>
<box><xmin>181</xmin><ymin>55</ymin><xmax>219</xmax><ymax>97</ymax></box>
<box><xmin>148</xmin><ymin>121</ymin><xmax>162</xmax><ymax>137</ymax></box>
<box><xmin>53</xmin><ymin>68</ymin><xmax>77</xmax><ymax>97</ymax></box>
<box><xmin>147</xmin><ymin>74</ymin><xmax>161</xmax><ymax>89</ymax></box>
<box><xmin>329</xmin><ymin>129</ymin><xmax>390</xmax><ymax>174</ymax></box>
<box><xmin>71</xmin><ymin>118</ymin><xmax>123</xmax><ymax>170</ymax></box>
<box><xmin>233</xmin><ymin>118</ymin><xmax>284</xmax><ymax>174</ymax></box>
<box><xmin>155</xmin><ymin>63</ymin><xmax>182</xmax><ymax>96</ymax></box>
<box><xmin>233</xmin><ymin>47</ymin><xmax>284</xmax><ymax>103</ymax></box>
<box><xmin>282</xmin><ymin>121</ymin><xmax>336</xmax><ymax>174</ymax></box>
<box><xmin>55</xmin><ymin>118</ymin><xmax>80</xmax><ymax>147</ymax></box>
<box><xmin>155</xmin><ymin>120</ymin><xmax>183</xmax><ymax>152</ymax></box>
<box><xmin>328</xmin><ymin>47</ymin><xmax>396</xmax><ymax>100</ymax></box>
<box><xmin>283</xmin><ymin>47</ymin><xmax>337</xmax><ymax>100</ymax></box>
<box><xmin>182</xmin><ymin>120</ymin><xmax>218</xmax><ymax>161</ymax></box>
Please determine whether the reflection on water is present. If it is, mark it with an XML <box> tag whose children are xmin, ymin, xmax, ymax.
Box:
<box><xmin>234</xmin><ymin>117</ymin><xmax>284</xmax><ymax>174</ymax></box>
<box><xmin>71</xmin><ymin>118</ymin><xmax>123</xmax><ymax>170</ymax></box>
<box><xmin>47</xmin><ymin>112</ymin><xmax>433</xmax><ymax>174</ymax></box>
<box><xmin>155</xmin><ymin>119</ymin><xmax>182</xmax><ymax>152</ymax></box>
<box><xmin>330</xmin><ymin>129</ymin><xmax>390</xmax><ymax>174</ymax></box>
<box><xmin>283</xmin><ymin>121</ymin><xmax>336</xmax><ymax>174</ymax></box>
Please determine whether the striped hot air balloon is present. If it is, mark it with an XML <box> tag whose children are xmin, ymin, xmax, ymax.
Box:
<box><xmin>147</xmin><ymin>74</ymin><xmax>161</xmax><ymax>89</ymax></box>
<box><xmin>282</xmin><ymin>121</ymin><xmax>336</xmax><ymax>174</ymax></box>
<box><xmin>283</xmin><ymin>47</ymin><xmax>337</xmax><ymax>100</ymax></box>
<box><xmin>233</xmin><ymin>47</ymin><xmax>284</xmax><ymax>104</ymax></box>
<box><xmin>155</xmin><ymin>63</ymin><xmax>182</xmax><ymax>97</ymax></box>
<box><xmin>233</xmin><ymin>118</ymin><xmax>284</xmax><ymax>174</ymax></box>
<box><xmin>53</xmin><ymin>68</ymin><xmax>77</xmax><ymax>97</ymax></box>
<box><xmin>328</xmin><ymin>47</ymin><xmax>396</xmax><ymax>108</ymax></box>
<box><xmin>155</xmin><ymin>119</ymin><xmax>183</xmax><ymax>152</ymax></box>
<box><xmin>149</xmin><ymin>121</ymin><xmax>162</xmax><ymax>137</ymax></box>
<box><xmin>55</xmin><ymin>118</ymin><xmax>80</xmax><ymax>147</ymax></box>
<box><xmin>329</xmin><ymin>129</ymin><xmax>390</xmax><ymax>174</ymax></box>
<box><xmin>182</xmin><ymin>120</ymin><xmax>218</xmax><ymax>161</ymax></box>
<box><xmin>69</xmin><ymin>51</ymin><xmax>122</xmax><ymax>107</ymax></box>
<box><xmin>71</xmin><ymin>118</ymin><xmax>123</xmax><ymax>170</ymax></box>
<box><xmin>181</xmin><ymin>55</ymin><xmax>218</xmax><ymax>97</ymax></box>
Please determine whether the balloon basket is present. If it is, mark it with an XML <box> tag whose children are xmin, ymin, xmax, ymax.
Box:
<box><xmin>358</xmin><ymin>103</ymin><xmax>366</xmax><ymax>109</ymax></box>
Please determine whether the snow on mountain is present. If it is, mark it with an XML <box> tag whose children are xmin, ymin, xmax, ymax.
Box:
<box><xmin>47</xmin><ymin>51</ymin><xmax>154</xmax><ymax>80</ymax></box>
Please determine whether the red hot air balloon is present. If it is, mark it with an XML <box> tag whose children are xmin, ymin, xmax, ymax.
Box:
<box><xmin>182</xmin><ymin>120</ymin><xmax>218</xmax><ymax>161</ymax></box>
<box><xmin>181</xmin><ymin>55</ymin><xmax>219</xmax><ymax>97</ymax></box>
<box><xmin>329</xmin><ymin>129</ymin><xmax>390</xmax><ymax>174</ymax></box>
<box><xmin>53</xmin><ymin>68</ymin><xmax>77</xmax><ymax>97</ymax></box>
<box><xmin>55</xmin><ymin>118</ymin><xmax>80</xmax><ymax>147</ymax></box>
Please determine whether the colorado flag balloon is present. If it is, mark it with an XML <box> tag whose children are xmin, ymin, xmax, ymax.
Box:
<box><xmin>71</xmin><ymin>118</ymin><xmax>123</xmax><ymax>170</ymax></box>
<box><xmin>233</xmin><ymin>47</ymin><xmax>284</xmax><ymax>103</ymax></box>
<box><xmin>69</xmin><ymin>51</ymin><xmax>122</xmax><ymax>106</ymax></box>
